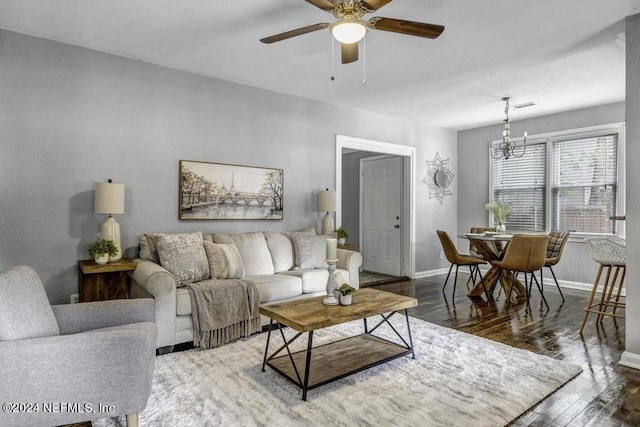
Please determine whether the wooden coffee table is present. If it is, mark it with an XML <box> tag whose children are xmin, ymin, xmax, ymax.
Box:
<box><xmin>260</xmin><ymin>288</ymin><xmax>417</xmax><ymax>400</ymax></box>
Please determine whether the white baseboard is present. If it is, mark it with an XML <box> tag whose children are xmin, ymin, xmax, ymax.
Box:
<box><xmin>414</xmin><ymin>269</ymin><xmax>610</xmax><ymax>295</ymax></box>
<box><xmin>547</xmin><ymin>278</ymin><xmax>626</xmax><ymax>296</ymax></box>
<box><xmin>620</xmin><ymin>352</ymin><xmax>640</xmax><ymax>370</ymax></box>
<box><xmin>414</xmin><ymin>268</ymin><xmax>449</xmax><ymax>279</ymax></box>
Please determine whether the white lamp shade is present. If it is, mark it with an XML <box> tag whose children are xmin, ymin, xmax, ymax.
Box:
<box><xmin>331</xmin><ymin>21</ymin><xmax>367</xmax><ymax>44</ymax></box>
<box><xmin>95</xmin><ymin>182</ymin><xmax>125</xmax><ymax>214</ymax></box>
<box><xmin>318</xmin><ymin>190</ymin><xmax>336</xmax><ymax>213</ymax></box>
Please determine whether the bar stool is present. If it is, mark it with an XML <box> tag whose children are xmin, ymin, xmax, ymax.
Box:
<box><xmin>579</xmin><ymin>236</ymin><xmax>626</xmax><ymax>334</ymax></box>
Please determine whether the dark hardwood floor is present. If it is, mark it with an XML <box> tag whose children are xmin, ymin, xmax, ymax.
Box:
<box><xmin>369</xmin><ymin>274</ymin><xmax>640</xmax><ymax>426</ymax></box>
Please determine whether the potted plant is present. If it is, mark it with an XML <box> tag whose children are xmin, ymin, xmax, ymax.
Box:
<box><xmin>337</xmin><ymin>283</ymin><xmax>356</xmax><ymax>306</ymax></box>
<box><xmin>336</xmin><ymin>226</ymin><xmax>349</xmax><ymax>245</ymax></box>
<box><xmin>88</xmin><ymin>239</ymin><xmax>118</xmax><ymax>265</ymax></box>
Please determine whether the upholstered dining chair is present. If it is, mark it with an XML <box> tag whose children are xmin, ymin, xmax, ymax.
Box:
<box><xmin>0</xmin><ymin>265</ymin><xmax>157</xmax><ymax>427</ymax></box>
<box><xmin>543</xmin><ymin>231</ymin><xmax>570</xmax><ymax>303</ymax></box>
<box><xmin>437</xmin><ymin>230</ymin><xmax>489</xmax><ymax>299</ymax></box>
<box><xmin>490</xmin><ymin>234</ymin><xmax>550</xmax><ymax>309</ymax></box>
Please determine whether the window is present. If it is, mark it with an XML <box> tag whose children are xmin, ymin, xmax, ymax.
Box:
<box><xmin>492</xmin><ymin>141</ymin><xmax>546</xmax><ymax>231</ymax></box>
<box><xmin>490</xmin><ymin>124</ymin><xmax>624</xmax><ymax>236</ymax></box>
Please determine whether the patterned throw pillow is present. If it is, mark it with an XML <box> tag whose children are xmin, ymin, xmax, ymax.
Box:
<box><xmin>203</xmin><ymin>241</ymin><xmax>245</xmax><ymax>279</ymax></box>
<box><xmin>291</xmin><ymin>235</ymin><xmax>329</xmax><ymax>270</ymax></box>
<box><xmin>156</xmin><ymin>232</ymin><xmax>210</xmax><ymax>287</ymax></box>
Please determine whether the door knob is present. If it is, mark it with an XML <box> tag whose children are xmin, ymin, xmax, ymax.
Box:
<box><xmin>394</xmin><ymin>224</ymin><xmax>400</xmax><ymax>229</ymax></box>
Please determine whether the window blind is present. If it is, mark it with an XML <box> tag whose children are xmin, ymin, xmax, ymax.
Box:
<box><xmin>492</xmin><ymin>142</ymin><xmax>546</xmax><ymax>231</ymax></box>
<box><xmin>550</xmin><ymin>134</ymin><xmax>618</xmax><ymax>234</ymax></box>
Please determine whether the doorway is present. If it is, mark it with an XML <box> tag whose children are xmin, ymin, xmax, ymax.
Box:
<box><xmin>335</xmin><ymin>135</ymin><xmax>415</xmax><ymax>279</ymax></box>
<box><xmin>361</xmin><ymin>155</ymin><xmax>403</xmax><ymax>276</ymax></box>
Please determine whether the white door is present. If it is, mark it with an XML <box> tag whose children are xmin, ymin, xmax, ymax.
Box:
<box><xmin>361</xmin><ymin>156</ymin><xmax>403</xmax><ymax>276</ymax></box>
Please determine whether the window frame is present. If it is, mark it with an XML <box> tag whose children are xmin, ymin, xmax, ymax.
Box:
<box><xmin>488</xmin><ymin>122</ymin><xmax>625</xmax><ymax>240</ymax></box>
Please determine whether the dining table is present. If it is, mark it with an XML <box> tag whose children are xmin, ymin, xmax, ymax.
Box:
<box><xmin>458</xmin><ymin>232</ymin><xmax>527</xmax><ymax>304</ymax></box>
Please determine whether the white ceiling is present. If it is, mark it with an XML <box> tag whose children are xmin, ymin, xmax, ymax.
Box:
<box><xmin>0</xmin><ymin>0</ymin><xmax>638</xmax><ymax>130</ymax></box>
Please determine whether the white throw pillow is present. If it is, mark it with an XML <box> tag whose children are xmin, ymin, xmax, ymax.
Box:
<box><xmin>156</xmin><ymin>232</ymin><xmax>210</xmax><ymax>287</ymax></box>
<box><xmin>264</xmin><ymin>232</ymin><xmax>295</xmax><ymax>273</ymax></box>
<box><xmin>211</xmin><ymin>232</ymin><xmax>275</xmax><ymax>276</ymax></box>
<box><xmin>203</xmin><ymin>241</ymin><xmax>245</xmax><ymax>279</ymax></box>
<box><xmin>139</xmin><ymin>233</ymin><xmax>160</xmax><ymax>263</ymax></box>
<box><xmin>291</xmin><ymin>235</ymin><xmax>329</xmax><ymax>270</ymax></box>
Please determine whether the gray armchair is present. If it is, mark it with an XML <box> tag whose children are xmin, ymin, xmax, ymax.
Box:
<box><xmin>0</xmin><ymin>265</ymin><xmax>156</xmax><ymax>427</ymax></box>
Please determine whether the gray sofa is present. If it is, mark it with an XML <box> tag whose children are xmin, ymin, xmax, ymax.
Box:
<box><xmin>130</xmin><ymin>229</ymin><xmax>362</xmax><ymax>351</ymax></box>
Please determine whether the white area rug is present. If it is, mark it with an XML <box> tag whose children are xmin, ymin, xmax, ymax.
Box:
<box><xmin>95</xmin><ymin>317</ymin><xmax>581</xmax><ymax>427</ymax></box>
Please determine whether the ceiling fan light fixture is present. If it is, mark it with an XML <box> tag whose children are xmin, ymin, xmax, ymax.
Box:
<box><xmin>330</xmin><ymin>21</ymin><xmax>367</xmax><ymax>44</ymax></box>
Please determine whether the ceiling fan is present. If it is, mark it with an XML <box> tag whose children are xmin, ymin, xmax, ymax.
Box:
<box><xmin>260</xmin><ymin>0</ymin><xmax>445</xmax><ymax>64</ymax></box>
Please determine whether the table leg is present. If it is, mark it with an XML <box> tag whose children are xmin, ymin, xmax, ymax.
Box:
<box><xmin>261</xmin><ymin>319</ymin><xmax>274</xmax><ymax>372</ymax></box>
<box><xmin>467</xmin><ymin>265</ymin><xmax>500</xmax><ymax>297</ymax></box>
<box><xmin>468</xmin><ymin>266</ymin><xmax>525</xmax><ymax>304</ymax></box>
<box><xmin>301</xmin><ymin>331</ymin><xmax>314</xmax><ymax>401</ymax></box>
<box><xmin>499</xmin><ymin>270</ymin><xmax>526</xmax><ymax>304</ymax></box>
<box><xmin>404</xmin><ymin>310</ymin><xmax>415</xmax><ymax>359</ymax></box>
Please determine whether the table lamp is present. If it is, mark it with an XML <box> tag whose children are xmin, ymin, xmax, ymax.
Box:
<box><xmin>318</xmin><ymin>188</ymin><xmax>336</xmax><ymax>235</ymax></box>
<box><xmin>94</xmin><ymin>179</ymin><xmax>125</xmax><ymax>262</ymax></box>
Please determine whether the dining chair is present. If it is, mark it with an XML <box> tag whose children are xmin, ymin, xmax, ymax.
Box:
<box><xmin>490</xmin><ymin>234</ymin><xmax>550</xmax><ymax>309</ymax></box>
<box><xmin>437</xmin><ymin>230</ymin><xmax>489</xmax><ymax>300</ymax></box>
<box><xmin>543</xmin><ymin>231</ymin><xmax>570</xmax><ymax>303</ymax></box>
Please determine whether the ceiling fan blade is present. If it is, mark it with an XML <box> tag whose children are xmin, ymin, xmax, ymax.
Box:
<box><xmin>360</xmin><ymin>0</ymin><xmax>393</xmax><ymax>12</ymax></box>
<box><xmin>341</xmin><ymin>42</ymin><xmax>359</xmax><ymax>64</ymax></box>
<box><xmin>260</xmin><ymin>23</ymin><xmax>328</xmax><ymax>44</ymax></box>
<box><xmin>370</xmin><ymin>17</ymin><xmax>444</xmax><ymax>39</ymax></box>
<box><xmin>305</xmin><ymin>0</ymin><xmax>337</xmax><ymax>11</ymax></box>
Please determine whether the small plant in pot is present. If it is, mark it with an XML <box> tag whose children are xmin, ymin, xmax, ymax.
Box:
<box><xmin>338</xmin><ymin>283</ymin><xmax>356</xmax><ymax>306</ymax></box>
<box><xmin>336</xmin><ymin>227</ymin><xmax>349</xmax><ymax>245</ymax></box>
<box><xmin>88</xmin><ymin>239</ymin><xmax>118</xmax><ymax>265</ymax></box>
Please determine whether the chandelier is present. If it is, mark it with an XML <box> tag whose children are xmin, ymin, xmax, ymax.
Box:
<box><xmin>490</xmin><ymin>97</ymin><xmax>527</xmax><ymax>160</ymax></box>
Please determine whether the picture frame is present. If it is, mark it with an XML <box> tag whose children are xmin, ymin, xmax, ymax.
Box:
<box><xmin>179</xmin><ymin>160</ymin><xmax>283</xmax><ymax>220</ymax></box>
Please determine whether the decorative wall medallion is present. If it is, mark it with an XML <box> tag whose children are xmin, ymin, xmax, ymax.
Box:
<box><xmin>423</xmin><ymin>153</ymin><xmax>454</xmax><ymax>204</ymax></box>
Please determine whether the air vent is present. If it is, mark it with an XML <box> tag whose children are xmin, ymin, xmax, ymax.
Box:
<box><xmin>513</xmin><ymin>101</ymin><xmax>536</xmax><ymax>109</ymax></box>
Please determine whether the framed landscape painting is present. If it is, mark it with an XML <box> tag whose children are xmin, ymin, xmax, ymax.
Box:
<box><xmin>179</xmin><ymin>160</ymin><xmax>283</xmax><ymax>220</ymax></box>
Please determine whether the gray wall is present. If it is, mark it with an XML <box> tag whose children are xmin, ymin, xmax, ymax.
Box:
<box><xmin>0</xmin><ymin>29</ymin><xmax>457</xmax><ymax>303</ymax></box>
<box><xmin>415</xmin><ymin>123</ymin><xmax>459</xmax><ymax>274</ymax></box>
<box><xmin>339</xmin><ymin>122</ymin><xmax>458</xmax><ymax>276</ymax></box>
<box><xmin>340</xmin><ymin>128</ymin><xmax>460</xmax><ymax>276</ymax></box>
<box><xmin>457</xmin><ymin>102</ymin><xmax>625</xmax><ymax>286</ymax></box>
<box><xmin>624</xmin><ymin>13</ymin><xmax>640</xmax><ymax>360</ymax></box>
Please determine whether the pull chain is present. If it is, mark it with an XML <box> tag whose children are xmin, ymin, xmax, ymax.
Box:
<box><xmin>330</xmin><ymin>36</ymin><xmax>335</xmax><ymax>81</ymax></box>
<box><xmin>362</xmin><ymin>36</ymin><xmax>367</xmax><ymax>84</ymax></box>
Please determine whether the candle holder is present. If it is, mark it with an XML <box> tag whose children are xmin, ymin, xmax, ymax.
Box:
<box><xmin>322</xmin><ymin>259</ymin><xmax>340</xmax><ymax>306</ymax></box>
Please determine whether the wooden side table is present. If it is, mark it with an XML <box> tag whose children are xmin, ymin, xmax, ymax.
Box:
<box><xmin>338</xmin><ymin>243</ymin><xmax>356</xmax><ymax>251</ymax></box>
<box><xmin>78</xmin><ymin>258</ymin><xmax>137</xmax><ymax>302</ymax></box>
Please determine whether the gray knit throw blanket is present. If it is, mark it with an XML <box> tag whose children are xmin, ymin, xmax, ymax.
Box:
<box><xmin>186</xmin><ymin>279</ymin><xmax>261</xmax><ymax>349</ymax></box>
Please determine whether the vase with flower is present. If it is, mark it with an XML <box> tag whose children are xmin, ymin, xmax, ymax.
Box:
<box><xmin>485</xmin><ymin>202</ymin><xmax>511</xmax><ymax>233</ymax></box>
